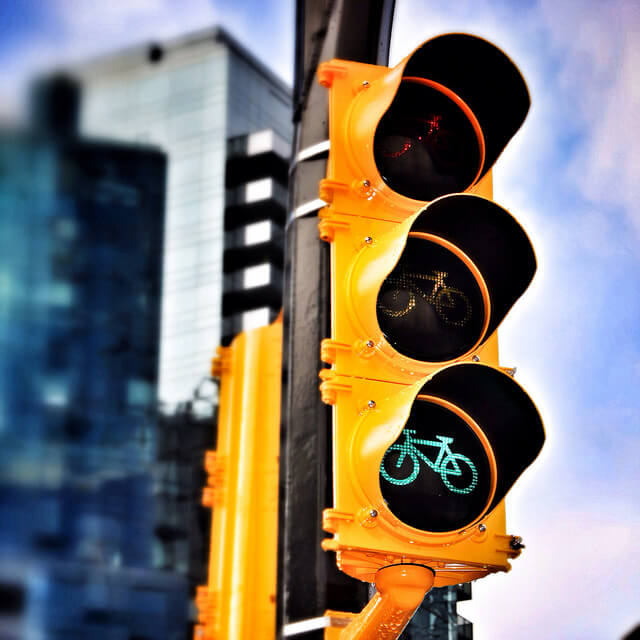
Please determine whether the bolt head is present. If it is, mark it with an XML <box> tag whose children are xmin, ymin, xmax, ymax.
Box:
<box><xmin>510</xmin><ymin>535</ymin><xmax>525</xmax><ymax>550</ymax></box>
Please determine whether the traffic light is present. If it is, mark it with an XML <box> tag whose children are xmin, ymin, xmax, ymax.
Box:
<box><xmin>318</xmin><ymin>33</ymin><xmax>545</xmax><ymax>589</ymax></box>
<box><xmin>195</xmin><ymin>318</ymin><xmax>282</xmax><ymax>640</ymax></box>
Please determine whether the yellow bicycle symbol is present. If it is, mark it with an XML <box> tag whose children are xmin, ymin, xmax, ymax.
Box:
<box><xmin>378</xmin><ymin>269</ymin><xmax>472</xmax><ymax>327</ymax></box>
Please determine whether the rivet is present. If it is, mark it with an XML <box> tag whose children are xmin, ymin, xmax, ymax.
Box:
<box><xmin>364</xmin><ymin>236</ymin><xmax>373</xmax><ymax>244</ymax></box>
<box><xmin>369</xmin><ymin>509</ymin><xmax>378</xmax><ymax>518</ymax></box>
<box><xmin>362</xmin><ymin>80</ymin><xmax>370</xmax><ymax>87</ymax></box>
<box><xmin>478</xmin><ymin>523</ymin><xmax>486</xmax><ymax>532</ymax></box>
<box><xmin>366</xmin><ymin>340</ymin><xmax>374</xmax><ymax>348</ymax></box>
<box><xmin>362</xmin><ymin>179</ymin><xmax>371</xmax><ymax>187</ymax></box>
<box><xmin>367</xmin><ymin>400</ymin><xmax>376</xmax><ymax>409</ymax></box>
<box><xmin>472</xmin><ymin>355</ymin><xmax>480</xmax><ymax>362</ymax></box>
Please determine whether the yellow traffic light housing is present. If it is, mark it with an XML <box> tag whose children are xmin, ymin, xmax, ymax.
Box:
<box><xmin>318</xmin><ymin>33</ymin><xmax>530</xmax><ymax>222</ymax></box>
<box><xmin>320</xmin><ymin>193</ymin><xmax>536</xmax><ymax>383</ymax></box>
<box><xmin>318</xmin><ymin>32</ymin><xmax>545</xmax><ymax>592</ymax></box>
<box><xmin>321</xmin><ymin>363</ymin><xmax>543</xmax><ymax>587</ymax></box>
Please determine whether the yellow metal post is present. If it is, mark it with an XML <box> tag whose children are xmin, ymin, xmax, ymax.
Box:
<box><xmin>195</xmin><ymin>317</ymin><xmax>282</xmax><ymax>640</ymax></box>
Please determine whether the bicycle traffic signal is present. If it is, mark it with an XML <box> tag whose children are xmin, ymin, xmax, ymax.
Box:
<box><xmin>317</xmin><ymin>33</ymin><xmax>530</xmax><ymax>224</ymax></box>
<box><xmin>318</xmin><ymin>33</ymin><xmax>545</xmax><ymax>588</ymax></box>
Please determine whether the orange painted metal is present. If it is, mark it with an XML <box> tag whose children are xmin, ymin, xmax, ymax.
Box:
<box><xmin>325</xmin><ymin>564</ymin><xmax>435</xmax><ymax>639</ymax></box>
<box><xmin>319</xmin><ymin>367</ymin><xmax>522</xmax><ymax>587</ymax></box>
<box><xmin>318</xmin><ymin>187</ymin><xmax>518</xmax><ymax>386</ymax></box>
<box><xmin>194</xmin><ymin>318</ymin><xmax>282</xmax><ymax>640</ymax></box>
<box><xmin>317</xmin><ymin>51</ymin><xmax>532</xmax><ymax>586</ymax></box>
<box><xmin>318</xmin><ymin>170</ymin><xmax>526</xmax><ymax>586</ymax></box>
<box><xmin>317</xmin><ymin>54</ymin><xmax>492</xmax><ymax>224</ymax></box>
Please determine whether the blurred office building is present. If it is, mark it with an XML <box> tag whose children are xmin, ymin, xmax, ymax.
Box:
<box><xmin>147</xmin><ymin>126</ymin><xmax>289</xmax><ymax>594</ymax></box>
<box><xmin>69</xmin><ymin>28</ymin><xmax>292</xmax><ymax>604</ymax></box>
<box><xmin>0</xmin><ymin>77</ymin><xmax>187</xmax><ymax>639</ymax></box>
<box><xmin>72</xmin><ymin>26</ymin><xmax>293</xmax><ymax>406</ymax></box>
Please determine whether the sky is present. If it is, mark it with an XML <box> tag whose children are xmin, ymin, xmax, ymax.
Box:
<box><xmin>1</xmin><ymin>0</ymin><xmax>639</xmax><ymax>638</ymax></box>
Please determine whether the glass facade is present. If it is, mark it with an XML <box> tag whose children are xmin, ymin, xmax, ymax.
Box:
<box><xmin>75</xmin><ymin>28</ymin><xmax>293</xmax><ymax>405</ymax></box>
<box><xmin>0</xmin><ymin>130</ymin><xmax>166</xmax><ymax>479</ymax></box>
<box><xmin>0</xmin><ymin>124</ymin><xmax>187</xmax><ymax>637</ymax></box>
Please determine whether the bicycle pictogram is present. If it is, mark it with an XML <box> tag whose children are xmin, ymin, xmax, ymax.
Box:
<box><xmin>380</xmin><ymin>428</ymin><xmax>478</xmax><ymax>495</ymax></box>
<box><xmin>377</xmin><ymin>269</ymin><xmax>472</xmax><ymax>327</ymax></box>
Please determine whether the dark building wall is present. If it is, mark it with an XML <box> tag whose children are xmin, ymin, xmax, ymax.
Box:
<box><xmin>0</xmin><ymin>126</ymin><xmax>188</xmax><ymax>638</ymax></box>
<box><xmin>0</xmin><ymin>133</ymin><xmax>165</xmax><ymax>477</ymax></box>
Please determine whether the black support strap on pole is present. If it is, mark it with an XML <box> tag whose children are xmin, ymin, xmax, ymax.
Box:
<box><xmin>278</xmin><ymin>1</ymin><xmax>396</xmax><ymax>638</ymax></box>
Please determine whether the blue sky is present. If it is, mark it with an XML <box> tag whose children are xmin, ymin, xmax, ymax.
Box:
<box><xmin>1</xmin><ymin>0</ymin><xmax>638</xmax><ymax>638</ymax></box>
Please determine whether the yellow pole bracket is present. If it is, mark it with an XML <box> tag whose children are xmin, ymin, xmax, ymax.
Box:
<box><xmin>325</xmin><ymin>564</ymin><xmax>435</xmax><ymax>640</ymax></box>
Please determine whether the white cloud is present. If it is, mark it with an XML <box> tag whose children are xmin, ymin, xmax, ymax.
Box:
<box><xmin>459</xmin><ymin>511</ymin><xmax>640</xmax><ymax>639</ymax></box>
<box><xmin>0</xmin><ymin>0</ymin><xmax>294</xmax><ymax>121</ymax></box>
<box><xmin>391</xmin><ymin>2</ymin><xmax>640</xmax><ymax>636</ymax></box>
<box><xmin>391</xmin><ymin>0</ymin><xmax>640</xmax><ymax>241</ymax></box>
<box><xmin>0</xmin><ymin>0</ymin><xmax>219</xmax><ymax>117</ymax></box>
<box><xmin>536</xmin><ymin>0</ymin><xmax>640</xmax><ymax>241</ymax></box>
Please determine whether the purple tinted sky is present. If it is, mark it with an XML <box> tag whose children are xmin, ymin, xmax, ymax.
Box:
<box><xmin>0</xmin><ymin>0</ymin><xmax>638</xmax><ymax>638</ymax></box>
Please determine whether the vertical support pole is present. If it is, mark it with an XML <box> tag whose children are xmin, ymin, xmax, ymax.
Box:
<box><xmin>278</xmin><ymin>0</ymin><xmax>396</xmax><ymax>637</ymax></box>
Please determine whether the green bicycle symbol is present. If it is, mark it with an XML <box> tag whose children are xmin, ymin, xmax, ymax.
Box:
<box><xmin>380</xmin><ymin>429</ymin><xmax>478</xmax><ymax>495</ymax></box>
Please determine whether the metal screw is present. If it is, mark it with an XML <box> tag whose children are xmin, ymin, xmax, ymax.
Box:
<box><xmin>364</xmin><ymin>236</ymin><xmax>373</xmax><ymax>244</ymax></box>
<box><xmin>362</xmin><ymin>179</ymin><xmax>371</xmax><ymax>187</ymax></box>
<box><xmin>362</xmin><ymin>80</ymin><xmax>370</xmax><ymax>87</ymax></box>
<box><xmin>472</xmin><ymin>355</ymin><xmax>480</xmax><ymax>362</ymax></box>
<box><xmin>510</xmin><ymin>535</ymin><xmax>525</xmax><ymax>550</ymax></box>
<box><xmin>367</xmin><ymin>400</ymin><xmax>376</xmax><ymax>409</ymax></box>
<box><xmin>366</xmin><ymin>340</ymin><xmax>374</xmax><ymax>348</ymax></box>
<box><xmin>369</xmin><ymin>509</ymin><xmax>378</xmax><ymax>518</ymax></box>
<box><xmin>478</xmin><ymin>523</ymin><xmax>486</xmax><ymax>532</ymax></box>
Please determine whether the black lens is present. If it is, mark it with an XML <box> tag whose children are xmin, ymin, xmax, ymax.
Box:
<box><xmin>380</xmin><ymin>397</ymin><xmax>492</xmax><ymax>532</ymax></box>
<box><xmin>376</xmin><ymin>236</ymin><xmax>485</xmax><ymax>362</ymax></box>
<box><xmin>373</xmin><ymin>80</ymin><xmax>482</xmax><ymax>201</ymax></box>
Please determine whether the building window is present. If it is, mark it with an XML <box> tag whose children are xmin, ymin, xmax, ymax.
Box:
<box><xmin>42</xmin><ymin>379</ymin><xmax>69</xmax><ymax>407</ymax></box>
<box><xmin>127</xmin><ymin>379</ymin><xmax>154</xmax><ymax>407</ymax></box>
<box><xmin>243</xmin><ymin>263</ymin><xmax>270</xmax><ymax>288</ymax></box>
<box><xmin>245</xmin><ymin>178</ymin><xmax>272</xmax><ymax>203</ymax></box>
<box><xmin>242</xmin><ymin>307</ymin><xmax>270</xmax><ymax>331</ymax></box>
<box><xmin>244</xmin><ymin>220</ymin><xmax>272</xmax><ymax>245</ymax></box>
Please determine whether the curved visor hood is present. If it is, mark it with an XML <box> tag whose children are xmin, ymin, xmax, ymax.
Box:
<box><xmin>418</xmin><ymin>363</ymin><xmax>545</xmax><ymax>513</ymax></box>
<box><xmin>375</xmin><ymin>194</ymin><xmax>536</xmax><ymax>363</ymax></box>
<box><xmin>401</xmin><ymin>34</ymin><xmax>530</xmax><ymax>180</ymax></box>
<box><xmin>408</xmin><ymin>194</ymin><xmax>537</xmax><ymax>340</ymax></box>
<box><xmin>369</xmin><ymin>33</ymin><xmax>530</xmax><ymax>200</ymax></box>
<box><xmin>378</xmin><ymin>363</ymin><xmax>545</xmax><ymax>533</ymax></box>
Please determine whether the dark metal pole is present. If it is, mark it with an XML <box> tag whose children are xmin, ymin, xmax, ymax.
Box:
<box><xmin>278</xmin><ymin>1</ymin><xmax>396</xmax><ymax>637</ymax></box>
